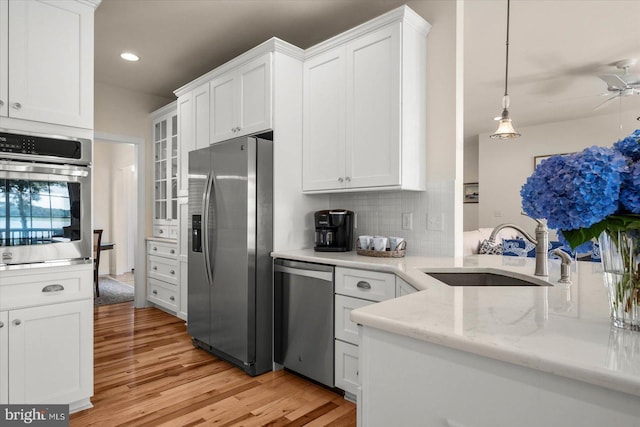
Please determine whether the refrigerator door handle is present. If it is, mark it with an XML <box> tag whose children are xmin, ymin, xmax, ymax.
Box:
<box><xmin>202</xmin><ymin>172</ymin><xmax>215</xmax><ymax>286</ymax></box>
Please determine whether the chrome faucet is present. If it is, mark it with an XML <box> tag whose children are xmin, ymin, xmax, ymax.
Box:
<box><xmin>488</xmin><ymin>215</ymin><xmax>549</xmax><ymax>277</ymax></box>
<box><xmin>552</xmin><ymin>248</ymin><xmax>572</xmax><ymax>284</ymax></box>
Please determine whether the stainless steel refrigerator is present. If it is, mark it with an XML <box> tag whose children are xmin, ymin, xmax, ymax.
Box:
<box><xmin>187</xmin><ymin>135</ymin><xmax>273</xmax><ymax>376</ymax></box>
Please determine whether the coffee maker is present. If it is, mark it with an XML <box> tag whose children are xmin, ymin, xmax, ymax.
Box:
<box><xmin>314</xmin><ymin>209</ymin><xmax>354</xmax><ymax>252</ymax></box>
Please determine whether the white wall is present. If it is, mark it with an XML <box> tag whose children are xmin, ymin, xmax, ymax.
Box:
<box><xmin>478</xmin><ymin>110</ymin><xmax>639</xmax><ymax>236</ymax></box>
<box><xmin>326</xmin><ymin>1</ymin><xmax>461</xmax><ymax>257</ymax></box>
<box><xmin>94</xmin><ymin>81</ymin><xmax>173</xmax><ymax>238</ymax></box>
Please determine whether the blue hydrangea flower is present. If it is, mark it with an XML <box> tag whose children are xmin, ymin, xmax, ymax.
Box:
<box><xmin>613</xmin><ymin>129</ymin><xmax>640</xmax><ymax>161</ymax></box>
<box><xmin>620</xmin><ymin>161</ymin><xmax>640</xmax><ymax>213</ymax></box>
<box><xmin>521</xmin><ymin>146</ymin><xmax>627</xmax><ymax>231</ymax></box>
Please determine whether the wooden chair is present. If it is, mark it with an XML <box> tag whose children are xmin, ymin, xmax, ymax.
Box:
<box><xmin>93</xmin><ymin>229</ymin><xmax>103</xmax><ymax>297</ymax></box>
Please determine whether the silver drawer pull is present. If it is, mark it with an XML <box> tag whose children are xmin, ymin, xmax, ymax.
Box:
<box><xmin>42</xmin><ymin>284</ymin><xmax>64</xmax><ymax>293</ymax></box>
<box><xmin>170</xmin><ymin>270</ymin><xmax>175</xmax><ymax>275</ymax></box>
<box><xmin>356</xmin><ymin>281</ymin><xmax>371</xmax><ymax>290</ymax></box>
<box><xmin>170</xmin><ymin>296</ymin><xmax>175</xmax><ymax>301</ymax></box>
<box><xmin>152</xmin><ymin>290</ymin><xmax>158</xmax><ymax>295</ymax></box>
<box><xmin>13</xmin><ymin>319</ymin><xmax>21</xmax><ymax>326</ymax></box>
<box><xmin>12</xmin><ymin>102</ymin><xmax>21</xmax><ymax>110</ymax></box>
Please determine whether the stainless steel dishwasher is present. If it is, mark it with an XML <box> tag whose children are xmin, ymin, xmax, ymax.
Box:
<box><xmin>274</xmin><ymin>259</ymin><xmax>334</xmax><ymax>388</ymax></box>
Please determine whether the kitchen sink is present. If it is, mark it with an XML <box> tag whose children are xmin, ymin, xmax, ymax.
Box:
<box><xmin>423</xmin><ymin>270</ymin><xmax>550</xmax><ymax>287</ymax></box>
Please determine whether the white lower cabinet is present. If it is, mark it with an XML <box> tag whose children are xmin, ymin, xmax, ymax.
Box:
<box><xmin>7</xmin><ymin>301</ymin><xmax>92</xmax><ymax>405</ymax></box>
<box><xmin>334</xmin><ymin>267</ymin><xmax>396</xmax><ymax>400</ymax></box>
<box><xmin>146</xmin><ymin>238</ymin><xmax>181</xmax><ymax>316</ymax></box>
<box><xmin>0</xmin><ymin>263</ymin><xmax>93</xmax><ymax>411</ymax></box>
<box><xmin>335</xmin><ymin>339</ymin><xmax>359</xmax><ymax>398</ymax></box>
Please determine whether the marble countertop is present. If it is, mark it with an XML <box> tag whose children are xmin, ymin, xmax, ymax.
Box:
<box><xmin>271</xmin><ymin>249</ymin><xmax>640</xmax><ymax>398</ymax></box>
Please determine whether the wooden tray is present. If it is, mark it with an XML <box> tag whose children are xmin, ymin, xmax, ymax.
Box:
<box><xmin>356</xmin><ymin>240</ymin><xmax>406</xmax><ymax>258</ymax></box>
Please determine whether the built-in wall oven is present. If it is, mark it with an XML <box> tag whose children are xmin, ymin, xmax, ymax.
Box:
<box><xmin>0</xmin><ymin>130</ymin><xmax>92</xmax><ymax>267</ymax></box>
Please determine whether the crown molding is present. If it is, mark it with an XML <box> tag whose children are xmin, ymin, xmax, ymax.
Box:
<box><xmin>174</xmin><ymin>37</ymin><xmax>304</xmax><ymax>97</ymax></box>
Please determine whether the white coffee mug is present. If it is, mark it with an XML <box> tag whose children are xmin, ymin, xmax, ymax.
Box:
<box><xmin>372</xmin><ymin>236</ymin><xmax>388</xmax><ymax>252</ymax></box>
<box><xmin>389</xmin><ymin>236</ymin><xmax>405</xmax><ymax>251</ymax></box>
<box><xmin>358</xmin><ymin>235</ymin><xmax>373</xmax><ymax>250</ymax></box>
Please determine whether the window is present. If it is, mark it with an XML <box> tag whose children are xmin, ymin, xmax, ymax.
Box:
<box><xmin>0</xmin><ymin>179</ymin><xmax>81</xmax><ymax>246</ymax></box>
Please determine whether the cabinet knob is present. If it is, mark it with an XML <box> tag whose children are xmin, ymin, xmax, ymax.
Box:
<box><xmin>356</xmin><ymin>281</ymin><xmax>372</xmax><ymax>290</ymax></box>
<box><xmin>0</xmin><ymin>321</ymin><xmax>4</xmax><ymax>328</ymax></box>
<box><xmin>338</xmin><ymin>177</ymin><xmax>344</xmax><ymax>183</ymax></box>
<box><xmin>153</xmin><ymin>266</ymin><xmax>158</xmax><ymax>271</ymax></box>
<box><xmin>345</xmin><ymin>176</ymin><xmax>351</xmax><ymax>182</ymax></box>
<box><xmin>0</xmin><ymin>100</ymin><xmax>4</xmax><ymax>107</ymax></box>
<box><xmin>159</xmin><ymin>229</ymin><xmax>164</xmax><ymax>234</ymax></box>
<box><xmin>11</xmin><ymin>102</ymin><xmax>21</xmax><ymax>110</ymax></box>
<box><xmin>170</xmin><ymin>249</ymin><xmax>175</xmax><ymax>254</ymax></box>
<box><xmin>152</xmin><ymin>290</ymin><xmax>158</xmax><ymax>295</ymax></box>
<box><xmin>236</xmin><ymin>127</ymin><xmax>241</xmax><ymax>132</ymax></box>
<box><xmin>13</xmin><ymin>319</ymin><xmax>21</xmax><ymax>326</ymax></box>
<box><xmin>153</xmin><ymin>246</ymin><xmax>158</xmax><ymax>251</ymax></box>
<box><xmin>170</xmin><ymin>270</ymin><xmax>175</xmax><ymax>275</ymax></box>
<box><xmin>170</xmin><ymin>296</ymin><xmax>175</xmax><ymax>301</ymax></box>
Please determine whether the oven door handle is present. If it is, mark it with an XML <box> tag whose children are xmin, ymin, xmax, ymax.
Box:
<box><xmin>0</xmin><ymin>162</ymin><xmax>89</xmax><ymax>177</ymax></box>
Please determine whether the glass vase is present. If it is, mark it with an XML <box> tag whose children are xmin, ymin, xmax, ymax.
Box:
<box><xmin>599</xmin><ymin>230</ymin><xmax>640</xmax><ymax>330</ymax></box>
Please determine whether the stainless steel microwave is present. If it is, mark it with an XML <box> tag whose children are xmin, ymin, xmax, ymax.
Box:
<box><xmin>0</xmin><ymin>130</ymin><xmax>92</xmax><ymax>268</ymax></box>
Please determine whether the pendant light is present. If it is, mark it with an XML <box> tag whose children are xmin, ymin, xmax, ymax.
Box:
<box><xmin>491</xmin><ymin>0</ymin><xmax>520</xmax><ymax>139</ymax></box>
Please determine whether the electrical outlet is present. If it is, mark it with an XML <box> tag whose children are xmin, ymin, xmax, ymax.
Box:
<box><xmin>427</xmin><ymin>213</ymin><xmax>445</xmax><ymax>231</ymax></box>
<box><xmin>402</xmin><ymin>212</ymin><xmax>413</xmax><ymax>230</ymax></box>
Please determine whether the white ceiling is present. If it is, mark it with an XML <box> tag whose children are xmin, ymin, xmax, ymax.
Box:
<box><xmin>94</xmin><ymin>0</ymin><xmax>640</xmax><ymax>142</ymax></box>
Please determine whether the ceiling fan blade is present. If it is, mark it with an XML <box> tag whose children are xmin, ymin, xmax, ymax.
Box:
<box><xmin>599</xmin><ymin>74</ymin><xmax>628</xmax><ymax>90</ymax></box>
<box><xmin>593</xmin><ymin>93</ymin><xmax>620</xmax><ymax>111</ymax></box>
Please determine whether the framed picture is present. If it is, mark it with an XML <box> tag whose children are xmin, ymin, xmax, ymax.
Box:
<box><xmin>534</xmin><ymin>152</ymin><xmax>575</xmax><ymax>169</ymax></box>
<box><xmin>463</xmin><ymin>182</ymin><xmax>479</xmax><ymax>203</ymax></box>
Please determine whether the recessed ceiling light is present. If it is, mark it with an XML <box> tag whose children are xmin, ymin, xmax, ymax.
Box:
<box><xmin>120</xmin><ymin>52</ymin><xmax>139</xmax><ymax>62</ymax></box>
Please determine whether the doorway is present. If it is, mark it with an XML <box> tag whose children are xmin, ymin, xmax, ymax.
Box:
<box><xmin>94</xmin><ymin>131</ymin><xmax>146</xmax><ymax>308</ymax></box>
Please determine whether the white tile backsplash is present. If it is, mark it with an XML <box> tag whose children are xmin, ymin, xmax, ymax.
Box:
<box><xmin>329</xmin><ymin>180</ymin><xmax>455</xmax><ymax>256</ymax></box>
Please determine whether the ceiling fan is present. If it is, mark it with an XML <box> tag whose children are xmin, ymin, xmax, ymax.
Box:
<box><xmin>594</xmin><ymin>59</ymin><xmax>640</xmax><ymax>110</ymax></box>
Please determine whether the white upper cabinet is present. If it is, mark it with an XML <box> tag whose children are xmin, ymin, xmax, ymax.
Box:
<box><xmin>346</xmin><ymin>24</ymin><xmax>401</xmax><ymax>189</ymax></box>
<box><xmin>193</xmin><ymin>83</ymin><xmax>210</xmax><ymax>150</ymax></box>
<box><xmin>0</xmin><ymin>0</ymin><xmax>7</xmax><ymax>119</ymax></box>
<box><xmin>302</xmin><ymin>47</ymin><xmax>346</xmax><ymax>191</ymax></box>
<box><xmin>152</xmin><ymin>103</ymin><xmax>179</xmax><ymax>234</ymax></box>
<box><xmin>210</xmin><ymin>53</ymin><xmax>272</xmax><ymax>144</ymax></box>
<box><xmin>177</xmin><ymin>82</ymin><xmax>209</xmax><ymax>197</ymax></box>
<box><xmin>1</xmin><ymin>0</ymin><xmax>96</xmax><ymax>129</ymax></box>
<box><xmin>302</xmin><ymin>7</ymin><xmax>430</xmax><ymax>193</ymax></box>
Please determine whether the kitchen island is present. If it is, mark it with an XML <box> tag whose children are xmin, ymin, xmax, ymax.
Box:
<box><xmin>271</xmin><ymin>250</ymin><xmax>640</xmax><ymax>426</ymax></box>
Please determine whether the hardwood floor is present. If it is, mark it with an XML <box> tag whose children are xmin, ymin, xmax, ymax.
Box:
<box><xmin>71</xmin><ymin>302</ymin><xmax>356</xmax><ymax>426</ymax></box>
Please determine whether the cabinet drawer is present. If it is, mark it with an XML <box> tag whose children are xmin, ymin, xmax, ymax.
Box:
<box><xmin>147</xmin><ymin>278</ymin><xmax>178</xmax><ymax>312</ymax></box>
<box><xmin>148</xmin><ymin>255</ymin><xmax>178</xmax><ymax>284</ymax></box>
<box><xmin>147</xmin><ymin>241</ymin><xmax>178</xmax><ymax>259</ymax></box>
<box><xmin>335</xmin><ymin>294</ymin><xmax>374</xmax><ymax>345</ymax></box>
<box><xmin>335</xmin><ymin>339</ymin><xmax>359</xmax><ymax>398</ymax></box>
<box><xmin>0</xmin><ymin>266</ymin><xmax>93</xmax><ymax>310</ymax></box>
<box><xmin>153</xmin><ymin>225</ymin><xmax>170</xmax><ymax>238</ymax></box>
<box><xmin>335</xmin><ymin>267</ymin><xmax>395</xmax><ymax>302</ymax></box>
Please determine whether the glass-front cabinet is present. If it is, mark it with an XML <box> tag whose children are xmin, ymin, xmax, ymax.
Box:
<box><xmin>151</xmin><ymin>102</ymin><xmax>178</xmax><ymax>238</ymax></box>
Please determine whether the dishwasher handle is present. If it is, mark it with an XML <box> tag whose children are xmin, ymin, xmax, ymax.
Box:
<box><xmin>274</xmin><ymin>263</ymin><xmax>333</xmax><ymax>282</ymax></box>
